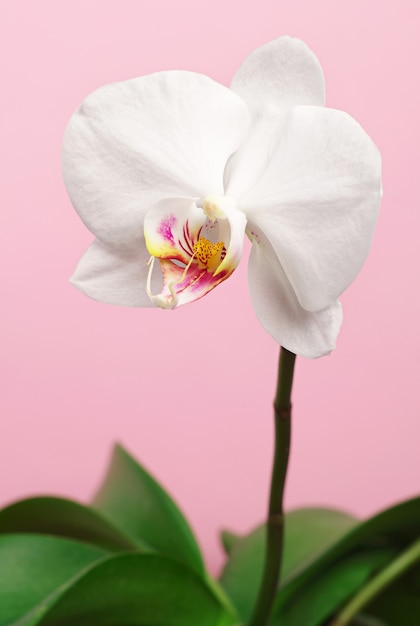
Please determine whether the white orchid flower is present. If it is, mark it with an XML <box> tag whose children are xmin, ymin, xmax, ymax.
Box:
<box><xmin>62</xmin><ymin>36</ymin><xmax>381</xmax><ymax>358</ymax></box>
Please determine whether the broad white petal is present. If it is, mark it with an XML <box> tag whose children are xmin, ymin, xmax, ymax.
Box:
<box><xmin>225</xmin><ymin>36</ymin><xmax>325</xmax><ymax>197</ymax></box>
<box><xmin>70</xmin><ymin>239</ymin><xmax>158</xmax><ymax>307</ymax></box>
<box><xmin>231</xmin><ymin>36</ymin><xmax>326</xmax><ymax>115</ymax></box>
<box><xmin>243</xmin><ymin>106</ymin><xmax>382</xmax><ymax>312</ymax></box>
<box><xmin>63</xmin><ymin>71</ymin><xmax>249</xmax><ymax>249</ymax></box>
<box><xmin>248</xmin><ymin>236</ymin><xmax>342</xmax><ymax>358</ymax></box>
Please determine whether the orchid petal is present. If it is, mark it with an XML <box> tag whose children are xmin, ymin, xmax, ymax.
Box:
<box><xmin>242</xmin><ymin>106</ymin><xmax>382</xmax><ymax>312</ymax></box>
<box><xmin>225</xmin><ymin>36</ymin><xmax>325</xmax><ymax>197</ymax></box>
<box><xmin>248</xmin><ymin>235</ymin><xmax>343</xmax><ymax>358</ymax></box>
<box><xmin>70</xmin><ymin>239</ymin><xmax>157</xmax><ymax>307</ymax></box>
<box><xmin>62</xmin><ymin>71</ymin><xmax>249</xmax><ymax>249</ymax></box>
<box><xmin>144</xmin><ymin>198</ymin><xmax>247</xmax><ymax>308</ymax></box>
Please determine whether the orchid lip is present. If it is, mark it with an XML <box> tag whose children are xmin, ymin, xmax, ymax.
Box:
<box><xmin>143</xmin><ymin>196</ymin><xmax>245</xmax><ymax>309</ymax></box>
<box><xmin>146</xmin><ymin>232</ymin><xmax>226</xmax><ymax>308</ymax></box>
<box><xmin>146</xmin><ymin>256</ymin><xmax>178</xmax><ymax>309</ymax></box>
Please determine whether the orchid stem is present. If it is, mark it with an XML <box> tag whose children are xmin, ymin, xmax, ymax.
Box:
<box><xmin>248</xmin><ymin>346</ymin><xmax>296</xmax><ymax>626</ymax></box>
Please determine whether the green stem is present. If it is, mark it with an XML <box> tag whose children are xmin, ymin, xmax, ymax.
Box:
<box><xmin>331</xmin><ymin>538</ymin><xmax>420</xmax><ymax>626</ymax></box>
<box><xmin>248</xmin><ymin>347</ymin><xmax>296</xmax><ymax>626</ymax></box>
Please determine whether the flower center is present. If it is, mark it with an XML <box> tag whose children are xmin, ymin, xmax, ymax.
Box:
<box><xmin>144</xmin><ymin>195</ymin><xmax>245</xmax><ymax>310</ymax></box>
<box><xmin>193</xmin><ymin>237</ymin><xmax>225</xmax><ymax>270</ymax></box>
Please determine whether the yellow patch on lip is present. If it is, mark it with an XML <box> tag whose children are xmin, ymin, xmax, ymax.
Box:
<box><xmin>193</xmin><ymin>237</ymin><xmax>225</xmax><ymax>270</ymax></box>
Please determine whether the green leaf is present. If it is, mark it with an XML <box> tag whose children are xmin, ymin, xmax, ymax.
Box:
<box><xmin>351</xmin><ymin>615</ymin><xmax>387</xmax><ymax>626</ymax></box>
<box><xmin>0</xmin><ymin>533</ymin><xmax>107</xmax><ymax>625</ymax></box>
<box><xmin>274</xmin><ymin>547</ymin><xmax>397</xmax><ymax>626</ymax></box>
<box><xmin>17</xmin><ymin>553</ymin><xmax>238</xmax><ymax>626</ymax></box>
<box><xmin>220</xmin><ymin>507</ymin><xmax>357</xmax><ymax>622</ymax></box>
<box><xmin>220</xmin><ymin>498</ymin><xmax>420</xmax><ymax>623</ymax></box>
<box><xmin>0</xmin><ymin>497</ymin><xmax>137</xmax><ymax>552</ymax></box>
<box><xmin>358</xmin><ymin>562</ymin><xmax>420</xmax><ymax>626</ymax></box>
<box><xmin>220</xmin><ymin>530</ymin><xmax>242</xmax><ymax>556</ymax></box>
<box><xmin>91</xmin><ymin>443</ymin><xmax>205</xmax><ymax>575</ymax></box>
<box><xmin>274</xmin><ymin>497</ymin><xmax>420</xmax><ymax>612</ymax></box>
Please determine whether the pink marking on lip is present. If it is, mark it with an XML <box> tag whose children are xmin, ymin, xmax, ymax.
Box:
<box><xmin>181</xmin><ymin>221</ymin><xmax>194</xmax><ymax>256</ymax></box>
<box><xmin>157</xmin><ymin>215</ymin><xmax>176</xmax><ymax>244</ymax></box>
<box><xmin>158</xmin><ymin>255</ymin><xmax>232</xmax><ymax>308</ymax></box>
<box><xmin>189</xmin><ymin>269</ymin><xmax>228</xmax><ymax>293</ymax></box>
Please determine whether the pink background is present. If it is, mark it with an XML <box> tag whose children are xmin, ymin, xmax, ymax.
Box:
<box><xmin>1</xmin><ymin>0</ymin><xmax>419</xmax><ymax>574</ymax></box>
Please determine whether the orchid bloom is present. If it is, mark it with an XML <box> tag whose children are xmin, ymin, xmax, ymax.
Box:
<box><xmin>62</xmin><ymin>36</ymin><xmax>381</xmax><ymax>358</ymax></box>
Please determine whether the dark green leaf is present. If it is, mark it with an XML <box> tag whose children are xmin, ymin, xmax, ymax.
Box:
<box><xmin>220</xmin><ymin>507</ymin><xmax>357</xmax><ymax>622</ymax></box>
<box><xmin>351</xmin><ymin>615</ymin><xmax>387</xmax><ymax>626</ymax></box>
<box><xmin>17</xmin><ymin>553</ymin><xmax>237</xmax><ymax>626</ymax></box>
<box><xmin>275</xmin><ymin>547</ymin><xmax>397</xmax><ymax>626</ymax></box>
<box><xmin>360</xmin><ymin>562</ymin><xmax>420</xmax><ymax>626</ymax></box>
<box><xmin>0</xmin><ymin>533</ymin><xmax>107</xmax><ymax>625</ymax></box>
<box><xmin>0</xmin><ymin>497</ymin><xmax>137</xmax><ymax>552</ymax></box>
<box><xmin>221</xmin><ymin>499</ymin><xmax>420</xmax><ymax>623</ymax></box>
<box><xmin>91</xmin><ymin>443</ymin><xmax>205</xmax><ymax>574</ymax></box>
<box><xmin>274</xmin><ymin>497</ymin><xmax>420</xmax><ymax>612</ymax></box>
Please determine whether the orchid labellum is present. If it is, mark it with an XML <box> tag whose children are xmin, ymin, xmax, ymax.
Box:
<box><xmin>62</xmin><ymin>36</ymin><xmax>381</xmax><ymax>358</ymax></box>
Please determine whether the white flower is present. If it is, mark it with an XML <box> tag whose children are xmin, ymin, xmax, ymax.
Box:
<box><xmin>62</xmin><ymin>36</ymin><xmax>381</xmax><ymax>358</ymax></box>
